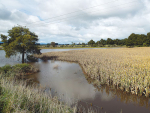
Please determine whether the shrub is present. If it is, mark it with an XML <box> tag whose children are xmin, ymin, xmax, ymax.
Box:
<box><xmin>143</xmin><ymin>43</ymin><xmax>148</xmax><ymax>47</ymax></box>
<box><xmin>0</xmin><ymin>64</ymin><xmax>39</xmax><ymax>78</ymax></box>
<box><xmin>0</xmin><ymin>65</ymin><xmax>12</xmax><ymax>73</ymax></box>
<box><xmin>12</xmin><ymin>64</ymin><xmax>31</xmax><ymax>73</ymax></box>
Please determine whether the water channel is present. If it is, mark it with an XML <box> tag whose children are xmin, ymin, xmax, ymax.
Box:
<box><xmin>0</xmin><ymin>48</ymin><xmax>150</xmax><ymax>113</ymax></box>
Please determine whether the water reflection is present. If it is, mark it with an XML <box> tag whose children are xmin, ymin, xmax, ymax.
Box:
<box><xmin>29</xmin><ymin>60</ymin><xmax>150</xmax><ymax>113</ymax></box>
<box><xmin>0</xmin><ymin>47</ymin><xmax>118</xmax><ymax>67</ymax></box>
<box><xmin>29</xmin><ymin>60</ymin><xmax>97</xmax><ymax>105</ymax></box>
<box><xmin>40</xmin><ymin>48</ymin><xmax>107</xmax><ymax>53</ymax></box>
<box><xmin>1</xmin><ymin>48</ymin><xmax>150</xmax><ymax>112</ymax></box>
<box><xmin>0</xmin><ymin>48</ymin><xmax>106</xmax><ymax>66</ymax></box>
<box><xmin>0</xmin><ymin>50</ymin><xmax>23</xmax><ymax>67</ymax></box>
<box><xmin>85</xmin><ymin>74</ymin><xmax>150</xmax><ymax>107</ymax></box>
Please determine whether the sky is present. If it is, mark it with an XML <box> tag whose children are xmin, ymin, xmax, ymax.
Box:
<box><xmin>0</xmin><ymin>0</ymin><xmax>150</xmax><ymax>44</ymax></box>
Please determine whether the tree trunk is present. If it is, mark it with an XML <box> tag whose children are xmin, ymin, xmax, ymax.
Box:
<box><xmin>22</xmin><ymin>52</ymin><xmax>24</xmax><ymax>63</ymax></box>
<box><xmin>22</xmin><ymin>47</ymin><xmax>25</xmax><ymax>63</ymax></box>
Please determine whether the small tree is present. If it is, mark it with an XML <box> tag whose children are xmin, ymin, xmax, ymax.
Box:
<box><xmin>51</xmin><ymin>42</ymin><xmax>55</xmax><ymax>47</ymax></box>
<box><xmin>47</xmin><ymin>43</ymin><xmax>50</xmax><ymax>47</ymax></box>
<box><xmin>71</xmin><ymin>42</ymin><xmax>75</xmax><ymax>47</ymax></box>
<box><xmin>82</xmin><ymin>43</ymin><xmax>85</xmax><ymax>47</ymax></box>
<box><xmin>0</xmin><ymin>26</ymin><xmax>41</xmax><ymax>63</ymax></box>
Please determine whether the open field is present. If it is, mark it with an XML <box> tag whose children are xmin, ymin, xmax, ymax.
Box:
<box><xmin>35</xmin><ymin>47</ymin><xmax>150</xmax><ymax>97</ymax></box>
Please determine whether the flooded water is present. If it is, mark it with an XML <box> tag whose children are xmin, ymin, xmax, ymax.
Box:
<box><xmin>0</xmin><ymin>48</ymin><xmax>150</xmax><ymax>113</ymax></box>
<box><xmin>40</xmin><ymin>48</ymin><xmax>107</xmax><ymax>53</ymax></box>
<box><xmin>0</xmin><ymin>48</ymin><xmax>106</xmax><ymax>66</ymax></box>
<box><xmin>29</xmin><ymin>60</ymin><xmax>150</xmax><ymax>113</ymax></box>
<box><xmin>0</xmin><ymin>50</ymin><xmax>22</xmax><ymax>67</ymax></box>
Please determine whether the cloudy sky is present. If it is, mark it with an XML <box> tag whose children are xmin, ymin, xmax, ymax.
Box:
<box><xmin>0</xmin><ymin>0</ymin><xmax>150</xmax><ymax>44</ymax></box>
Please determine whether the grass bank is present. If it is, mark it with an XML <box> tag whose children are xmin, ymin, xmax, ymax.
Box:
<box><xmin>0</xmin><ymin>64</ymin><xmax>76</xmax><ymax>113</ymax></box>
<box><xmin>35</xmin><ymin>47</ymin><xmax>150</xmax><ymax>97</ymax></box>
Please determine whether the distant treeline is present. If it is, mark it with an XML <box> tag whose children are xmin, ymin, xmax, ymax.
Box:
<box><xmin>33</xmin><ymin>32</ymin><xmax>150</xmax><ymax>47</ymax></box>
<box><xmin>88</xmin><ymin>32</ymin><xmax>150</xmax><ymax>47</ymax></box>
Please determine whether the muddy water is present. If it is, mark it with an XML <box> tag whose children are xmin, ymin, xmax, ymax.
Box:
<box><xmin>29</xmin><ymin>60</ymin><xmax>150</xmax><ymax>113</ymax></box>
<box><xmin>0</xmin><ymin>50</ymin><xmax>22</xmax><ymax>66</ymax></box>
<box><xmin>0</xmin><ymin>48</ymin><xmax>106</xmax><ymax>66</ymax></box>
<box><xmin>1</xmin><ymin>49</ymin><xmax>150</xmax><ymax>112</ymax></box>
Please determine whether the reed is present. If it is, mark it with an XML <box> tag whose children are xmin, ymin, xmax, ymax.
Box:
<box><xmin>35</xmin><ymin>47</ymin><xmax>150</xmax><ymax>97</ymax></box>
<box><xmin>0</xmin><ymin>76</ymin><xmax>76</xmax><ymax>113</ymax></box>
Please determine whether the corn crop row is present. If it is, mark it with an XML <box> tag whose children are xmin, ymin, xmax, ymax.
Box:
<box><xmin>35</xmin><ymin>47</ymin><xmax>150</xmax><ymax>97</ymax></box>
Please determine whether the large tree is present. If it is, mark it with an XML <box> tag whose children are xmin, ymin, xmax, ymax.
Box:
<box><xmin>99</xmin><ymin>39</ymin><xmax>106</xmax><ymax>46</ymax></box>
<box><xmin>0</xmin><ymin>26</ymin><xmax>41</xmax><ymax>63</ymax></box>
<box><xmin>106</xmin><ymin>38</ymin><xmax>114</xmax><ymax>45</ymax></box>
<box><xmin>88</xmin><ymin>39</ymin><xmax>95</xmax><ymax>47</ymax></box>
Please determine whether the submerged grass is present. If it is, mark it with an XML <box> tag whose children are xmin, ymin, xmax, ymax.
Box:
<box><xmin>85</xmin><ymin>74</ymin><xmax>150</xmax><ymax>108</ymax></box>
<box><xmin>35</xmin><ymin>47</ymin><xmax>150</xmax><ymax>97</ymax></box>
<box><xmin>0</xmin><ymin>77</ymin><xmax>76</xmax><ymax>113</ymax></box>
<box><xmin>0</xmin><ymin>64</ymin><xmax>96</xmax><ymax>113</ymax></box>
<box><xmin>0</xmin><ymin>64</ymin><xmax>77</xmax><ymax>113</ymax></box>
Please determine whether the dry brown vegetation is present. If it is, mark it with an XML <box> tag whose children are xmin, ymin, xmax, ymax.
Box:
<box><xmin>35</xmin><ymin>47</ymin><xmax>150</xmax><ymax>97</ymax></box>
<box><xmin>85</xmin><ymin>74</ymin><xmax>150</xmax><ymax>108</ymax></box>
<box><xmin>0</xmin><ymin>64</ymin><xmax>77</xmax><ymax>113</ymax></box>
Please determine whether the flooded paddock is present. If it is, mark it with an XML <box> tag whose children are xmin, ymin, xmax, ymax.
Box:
<box><xmin>0</xmin><ymin>48</ymin><xmax>150</xmax><ymax>113</ymax></box>
<box><xmin>29</xmin><ymin>60</ymin><xmax>150</xmax><ymax>113</ymax></box>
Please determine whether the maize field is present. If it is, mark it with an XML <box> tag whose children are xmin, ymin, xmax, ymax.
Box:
<box><xmin>35</xmin><ymin>47</ymin><xmax>150</xmax><ymax>97</ymax></box>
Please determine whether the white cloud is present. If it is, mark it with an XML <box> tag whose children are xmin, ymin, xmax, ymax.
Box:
<box><xmin>0</xmin><ymin>0</ymin><xmax>150</xmax><ymax>44</ymax></box>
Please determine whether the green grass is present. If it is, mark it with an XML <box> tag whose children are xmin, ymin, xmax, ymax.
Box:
<box><xmin>0</xmin><ymin>64</ymin><xmax>39</xmax><ymax>78</ymax></box>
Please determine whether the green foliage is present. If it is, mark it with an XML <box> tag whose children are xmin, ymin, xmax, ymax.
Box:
<box><xmin>51</xmin><ymin>42</ymin><xmax>55</xmax><ymax>47</ymax></box>
<box><xmin>82</xmin><ymin>43</ymin><xmax>85</xmax><ymax>47</ymax></box>
<box><xmin>126</xmin><ymin>33</ymin><xmax>149</xmax><ymax>47</ymax></box>
<box><xmin>12</xmin><ymin>64</ymin><xmax>31</xmax><ymax>73</ymax></box>
<box><xmin>88</xmin><ymin>39</ymin><xmax>95</xmax><ymax>47</ymax></box>
<box><xmin>0</xmin><ymin>64</ymin><xmax>38</xmax><ymax>78</ymax></box>
<box><xmin>143</xmin><ymin>43</ymin><xmax>147</xmax><ymax>47</ymax></box>
<box><xmin>126</xmin><ymin>39</ymin><xmax>134</xmax><ymax>47</ymax></box>
<box><xmin>0</xmin><ymin>65</ymin><xmax>12</xmax><ymax>73</ymax></box>
<box><xmin>47</xmin><ymin>43</ymin><xmax>50</xmax><ymax>47</ymax></box>
<box><xmin>106</xmin><ymin>38</ymin><xmax>114</xmax><ymax>45</ymax></box>
<box><xmin>0</xmin><ymin>26</ymin><xmax>41</xmax><ymax>63</ymax></box>
<box><xmin>60</xmin><ymin>45</ymin><xmax>64</xmax><ymax>47</ymax></box>
<box><xmin>85</xmin><ymin>32</ymin><xmax>150</xmax><ymax>47</ymax></box>
<box><xmin>71</xmin><ymin>42</ymin><xmax>75</xmax><ymax>47</ymax></box>
<box><xmin>100</xmin><ymin>39</ymin><xmax>106</xmax><ymax>46</ymax></box>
